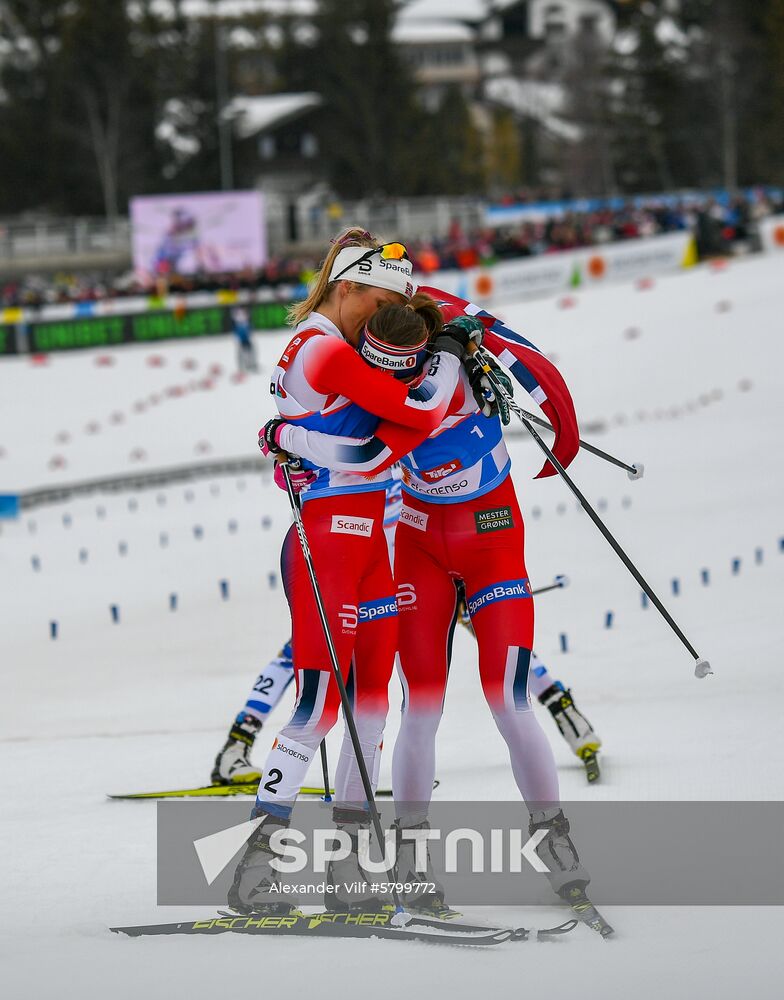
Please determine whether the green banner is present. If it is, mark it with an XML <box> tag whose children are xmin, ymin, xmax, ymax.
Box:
<box><xmin>5</xmin><ymin>301</ymin><xmax>292</xmax><ymax>355</ymax></box>
<box><xmin>0</xmin><ymin>325</ymin><xmax>16</xmax><ymax>355</ymax></box>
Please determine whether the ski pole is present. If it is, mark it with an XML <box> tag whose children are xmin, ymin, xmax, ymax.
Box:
<box><xmin>516</xmin><ymin>405</ymin><xmax>643</xmax><ymax>480</ymax></box>
<box><xmin>278</xmin><ymin>458</ymin><xmax>409</xmax><ymax>917</ymax></box>
<box><xmin>471</xmin><ymin>345</ymin><xmax>712</xmax><ymax>679</ymax></box>
<box><xmin>532</xmin><ymin>575</ymin><xmax>569</xmax><ymax>597</ymax></box>
<box><xmin>319</xmin><ymin>741</ymin><xmax>332</xmax><ymax>803</ymax></box>
<box><xmin>286</xmin><ymin>482</ymin><xmax>334</xmax><ymax>805</ymax></box>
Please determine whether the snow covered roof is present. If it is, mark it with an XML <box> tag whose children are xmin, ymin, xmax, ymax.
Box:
<box><xmin>150</xmin><ymin>0</ymin><xmax>316</xmax><ymax>18</ymax></box>
<box><xmin>400</xmin><ymin>0</ymin><xmax>490</xmax><ymax>22</ymax></box>
<box><xmin>484</xmin><ymin>76</ymin><xmax>582</xmax><ymax>142</ymax></box>
<box><xmin>226</xmin><ymin>92</ymin><xmax>322</xmax><ymax>139</ymax></box>
<box><xmin>393</xmin><ymin>20</ymin><xmax>476</xmax><ymax>44</ymax></box>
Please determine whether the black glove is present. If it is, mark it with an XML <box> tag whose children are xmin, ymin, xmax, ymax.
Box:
<box><xmin>258</xmin><ymin>417</ymin><xmax>288</xmax><ymax>456</ymax></box>
<box><xmin>464</xmin><ymin>354</ymin><xmax>513</xmax><ymax>424</ymax></box>
<box><xmin>432</xmin><ymin>315</ymin><xmax>486</xmax><ymax>359</ymax></box>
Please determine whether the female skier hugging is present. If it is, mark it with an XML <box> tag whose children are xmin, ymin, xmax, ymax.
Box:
<box><xmin>262</xmin><ymin>284</ymin><xmax>593</xmax><ymax>918</ymax></box>
<box><xmin>228</xmin><ymin>230</ymin><xmax>484</xmax><ymax>916</ymax></box>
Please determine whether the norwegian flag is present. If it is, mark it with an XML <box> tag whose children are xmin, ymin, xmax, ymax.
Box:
<box><xmin>419</xmin><ymin>285</ymin><xmax>579</xmax><ymax>479</ymax></box>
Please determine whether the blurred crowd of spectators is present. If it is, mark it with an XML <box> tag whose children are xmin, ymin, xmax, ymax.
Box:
<box><xmin>2</xmin><ymin>190</ymin><xmax>781</xmax><ymax>310</ymax></box>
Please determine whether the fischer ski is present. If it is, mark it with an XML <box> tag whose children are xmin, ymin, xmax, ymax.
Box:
<box><xmin>111</xmin><ymin>908</ymin><xmax>578</xmax><ymax>945</ymax></box>
<box><xmin>111</xmin><ymin>910</ymin><xmax>521</xmax><ymax>946</ymax></box>
<box><xmin>108</xmin><ymin>780</ymin><xmax>439</xmax><ymax>801</ymax></box>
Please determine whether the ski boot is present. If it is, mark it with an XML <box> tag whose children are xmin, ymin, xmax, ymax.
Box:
<box><xmin>211</xmin><ymin>712</ymin><xmax>262</xmax><ymax>785</ymax></box>
<box><xmin>529</xmin><ymin>808</ymin><xmax>591</xmax><ymax>899</ymax></box>
<box><xmin>392</xmin><ymin>818</ymin><xmax>459</xmax><ymax>920</ymax></box>
<box><xmin>227</xmin><ymin>813</ymin><xmax>299</xmax><ymax>916</ymax></box>
<box><xmin>538</xmin><ymin>683</ymin><xmax>602</xmax><ymax>783</ymax></box>
<box><xmin>325</xmin><ymin>809</ymin><xmax>386</xmax><ymax>913</ymax></box>
<box><xmin>530</xmin><ymin>808</ymin><xmax>614</xmax><ymax>937</ymax></box>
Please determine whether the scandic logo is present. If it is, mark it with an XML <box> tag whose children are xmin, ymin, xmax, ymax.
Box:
<box><xmin>331</xmin><ymin>516</ymin><xmax>374</xmax><ymax>536</ymax></box>
<box><xmin>467</xmin><ymin>579</ymin><xmax>532</xmax><ymax>617</ymax></box>
<box><xmin>420</xmin><ymin>460</ymin><xmax>463</xmax><ymax>483</ymax></box>
<box><xmin>399</xmin><ymin>505</ymin><xmax>428</xmax><ymax>531</ymax></box>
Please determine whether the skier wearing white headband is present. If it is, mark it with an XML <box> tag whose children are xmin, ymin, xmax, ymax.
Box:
<box><xmin>229</xmin><ymin>227</ymin><xmax>486</xmax><ymax>917</ymax></box>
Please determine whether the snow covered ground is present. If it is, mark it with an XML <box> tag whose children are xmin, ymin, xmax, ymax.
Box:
<box><xmin>1</xmin><ymin>255</ymin><xmax>783</xmax><ymax>998</ymax></box>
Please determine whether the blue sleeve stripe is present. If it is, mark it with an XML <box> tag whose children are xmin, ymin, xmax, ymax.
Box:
<box><xmin>335</xmin><ymin>437</ymin><xmax>388</xmax><ymax>466</ymax></box>
<box><xmin>407</xmin><ymin>381</ymin><xmax>436</xmax><ymax>403</ymax></box>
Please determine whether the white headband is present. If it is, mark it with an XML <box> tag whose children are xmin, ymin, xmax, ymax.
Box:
<box><xmin>328</xmin><ymin>246</ymin><xmax>415</xmax><ymax>299</ymax></box>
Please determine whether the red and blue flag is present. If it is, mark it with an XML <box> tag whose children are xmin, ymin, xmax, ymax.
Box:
<box><xmin>419</xmin><ymin>285</ymin><xmax>580</xmax><ymax>478</ymax></box>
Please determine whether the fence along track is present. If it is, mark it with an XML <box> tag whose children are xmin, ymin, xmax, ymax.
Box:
<box><xmin>19</xmin><ymin>455</ymin><xmax>272</xmax><ymax>511</ymax></box>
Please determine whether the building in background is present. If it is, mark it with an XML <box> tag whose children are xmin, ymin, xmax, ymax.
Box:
<box><xmin>223</xmin><ymin>0</ymin><xmax>618</xmax><ymax>203</ymax></box>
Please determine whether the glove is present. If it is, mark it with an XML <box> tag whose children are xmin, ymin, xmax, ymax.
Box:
<box><xmin>273</xmin><ymin>457</ymin><xmax>317</xmax><ymax>495</ymax></box>
<box><xmin>464</xmin><ymin>354</ymin><xmax>513</xmax><ymax>424</ymax></box>
<box><xmin>432</xmin><ymin>315</ymin><xmax>486</xmax><ymax>359</ymax></box>
<box><xmin>258</xmin><ymin>417</ymin><xmax>288</xmax><ymax>457</ymax></box>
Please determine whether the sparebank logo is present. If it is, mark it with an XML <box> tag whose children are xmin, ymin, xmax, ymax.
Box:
<box><xmin>467</xmin><ymin>579</ymin><xmax>532</xmax><ymax>617</ymax></box>
<box><xmin>358</xmin><ymin>597</ymin><xmax>398</xmax><ymax>623</ymax></box>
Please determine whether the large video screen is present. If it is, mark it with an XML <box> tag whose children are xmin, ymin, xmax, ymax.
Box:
<box><xmin>131</xmin><ymin>190</ymin><xmax>266</xmax><ymax>278</ymax></box>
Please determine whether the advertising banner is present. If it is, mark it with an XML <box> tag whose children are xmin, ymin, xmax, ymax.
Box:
<box><xmin>426</xmin><ymin>232</ymin><xmax>695</xmax><ymax>308</ymax></box>
<box><xmin>759</xmin><ymin>214</ymin><xmax>784</xmax><ymax>254</ymax></box>
<box><xmin>130</xmin><ymin>191</ymin><xmax>267</xmax><ymax>279</ymax></box>
<box><xmin>0</xmin><ymin>322</ymin><xmax>19</xmax><ymax>355</ymax></box>
<box><xmin>21</xmin><ymin>301</ymin><xmax>289</xmax><ymax>354</ymax></box>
